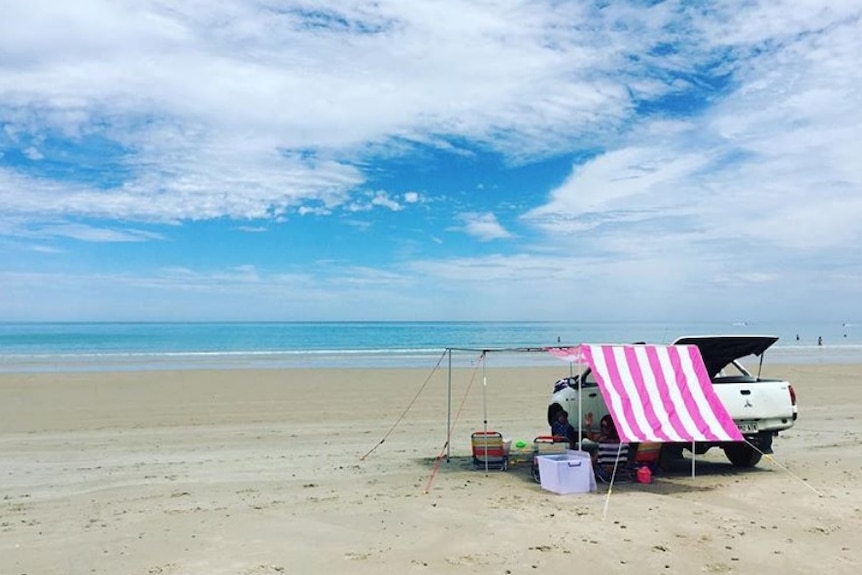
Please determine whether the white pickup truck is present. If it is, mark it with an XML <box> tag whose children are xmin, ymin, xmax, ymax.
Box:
<box><xmin>548</xmin><ymin>335</ymin><xmax>798</xmax><ymax>468</ymax></box>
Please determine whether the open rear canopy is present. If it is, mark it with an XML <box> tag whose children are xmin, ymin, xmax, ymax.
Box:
<box><xmin>551</xmin><ymin>344</ymin><xmax>743</xmax><ymax>444</ymax></box>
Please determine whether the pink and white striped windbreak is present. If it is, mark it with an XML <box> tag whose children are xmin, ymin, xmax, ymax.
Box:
<box><xmin>550</xmin><ymin>344</ymin><xmax>743</xmax><ymax>444</ymax></box>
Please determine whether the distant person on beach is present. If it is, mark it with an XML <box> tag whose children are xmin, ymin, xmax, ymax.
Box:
<box><xmin>796</xmin><ymin>334</ymin><xmax>800</xmax><ymax>341</ymax></box>
<box><xmin>818</xmin><ymin>336</ymin><xmax>823</xmax><ymax>346</ymax></box>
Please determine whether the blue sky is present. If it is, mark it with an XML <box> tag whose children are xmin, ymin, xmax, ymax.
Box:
<box><xmin>1</xmin><ymin>0</ymin><xmax>860</xmax><ymax>322</ymax></box>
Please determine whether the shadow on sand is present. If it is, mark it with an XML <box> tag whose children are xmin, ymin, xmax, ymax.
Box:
<box><xmin>417</xmin><ymin>453</ymin><xmax>769</xmax><ymax>496</ymax></box>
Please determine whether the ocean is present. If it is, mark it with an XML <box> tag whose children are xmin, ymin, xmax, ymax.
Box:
<box><xmin>0</xmin><ymin>320</ymin><xmax>859</xmax><ymax>373</ymax></box>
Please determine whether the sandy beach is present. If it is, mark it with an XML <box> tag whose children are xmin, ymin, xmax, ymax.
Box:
<box><xmin>1</xmin><ymin>362</ymin><xmax>860</xmax><ymax>574</ymax></box>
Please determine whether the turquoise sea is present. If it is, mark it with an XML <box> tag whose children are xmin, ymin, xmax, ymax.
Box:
<box><xmin>0</xmin><ymin>320</ymin><xmax>859</xmax><ymax>373</ymax></box>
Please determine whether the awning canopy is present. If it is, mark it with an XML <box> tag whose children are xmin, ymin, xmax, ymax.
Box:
<box><xmin>550</xmin><ymin>344</ymin><xmax>743</xmax><ymax>444</ymax></box>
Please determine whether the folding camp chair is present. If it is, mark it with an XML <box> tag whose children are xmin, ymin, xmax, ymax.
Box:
<box><xmin>530</xmin><ymin>435</ymin><xmax>569</xmax><ymax>483</ymax></box>
<box><xmin>471</xmin><ymin>431</ymin><xmax>509</xmax><ymax>471</ymax></box>
<box><xmin>630</xmin><ymin>441</ymin><xmax>662</xmax><ymax>473</ymax></box>
<box><xmin>594</xmin><ymin>441</ymin><xmax>633</xmax><ymax>484</ymax></box>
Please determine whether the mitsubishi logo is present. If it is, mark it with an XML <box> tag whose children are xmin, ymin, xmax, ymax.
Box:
<box><xmin>744</xmin><ymin>399</ymin><xmax>753</xmax><ymax>408</ymax></box>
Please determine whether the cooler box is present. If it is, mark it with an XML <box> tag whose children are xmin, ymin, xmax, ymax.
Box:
<box><xmin>507</xmin><ymin>440</ymin><xmax>532</xmax><ymax>467</ymax></box>
<box><xmin>537</xmin><ymin>451</ymin><xmax>596</xmax><ymax>494</ymax></box>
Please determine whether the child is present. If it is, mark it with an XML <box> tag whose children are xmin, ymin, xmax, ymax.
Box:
<box><xmin>550</xmin><ymin>409</ymin><xmax>576</xmax><ymax>448</ymax></box>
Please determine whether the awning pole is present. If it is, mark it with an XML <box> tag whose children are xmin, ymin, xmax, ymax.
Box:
<box><xmin>482</xmin><ymin>353</ymin><xmax>488</xmax><ymax>473</ymax></box>
<box><xmin>446</xmin><ymin>348</ymin><xmax>452</xmax><ymax>462</ymax></box>
<box><xmin>577</xmin><ymin>355</ymin><xmax>584</xmax><ymax>450</ymax></box>
<box><xmin>691</xmin><ymin>440</ymin><xmax>696</xmax><ymax>478</ymax></box>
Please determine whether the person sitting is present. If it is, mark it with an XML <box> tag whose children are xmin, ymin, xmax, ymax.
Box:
<box><xmin>584</xmin><ymin>413</ymin><xmax>630</xmax><ymax>482</ymax></box>
<box><xmin>550</xmin><ymin>409</ymin><xmax>576</xmax><ymax>449</ymax></box>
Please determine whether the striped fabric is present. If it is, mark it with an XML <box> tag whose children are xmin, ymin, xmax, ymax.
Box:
<box><xmin>471</xmin><ymin>431</ymin><xmax>509</xmax><ymax>470</ymax></box>
<box><xmin>553</xmin><ymin>344</ymin><xmax>743</xmax><ymax>444</ymax></box>
<box><xmin>596</xmin><ymin>442</ymin><xmax>629</xmax><ymax>466</ymax></box>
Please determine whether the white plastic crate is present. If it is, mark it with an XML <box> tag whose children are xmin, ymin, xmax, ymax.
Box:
<box><xmin>537</xmin><ymin>451</ymin><xmax>596</xmax><ymax>494</ymax></box>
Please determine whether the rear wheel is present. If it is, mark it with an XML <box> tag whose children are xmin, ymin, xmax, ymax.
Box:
<box><xmin>724</xmin><ymin>443</ymin><xmax>762</xmax><ymax>467</ymax></box>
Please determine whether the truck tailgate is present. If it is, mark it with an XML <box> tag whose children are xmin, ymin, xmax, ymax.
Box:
<box><xmin>713</xmin><ymin>379</ymin><xmax>795</xmax><ymax>428</ymax></box>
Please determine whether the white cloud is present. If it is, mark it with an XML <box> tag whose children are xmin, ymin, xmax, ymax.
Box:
<box><xmin>0</xmin><ymin>216</ymin><xmax>163</xmax><ymax>243</ymax></box>
<box><xmin>343</xmin><ymin>190</ymin><xmax>405</xmax><ymax>212</ymax></box>
<box><xmin>370</xmin><ymin>191</ymin><xmax>403</xmax><ymax>211</ymax></box>
<box><xmin>0</xmin><ymin>0</ymin><xmax>693</xmax><ymax>225</ymax></box>
<box><xmin>24</xmin><ymin>146</ymin><xmax>43</xmax><ymax>160</ymax></box>
<box><xmin>522</xmin><ymin>1</ymin><xmax>862</xmax><ymax>276</ymax></box>
<box><xmin>523</xmin><ymin>145</ymin><xmax>709</xmax><ymax>233</ymax></box>
<box><xmin>30</xmin><ymin>244</ymin><xmax>64</xmax><ymax>254</ymax></box>
<box><xmin>457</xmin><ymin>212</ymin><xmax>512</xmax><ymax>241</ymax></box>
<box><xmin>32</xmin><ymin>223</ymin><xmax>163</xmax><ymax>243</ymax></box>
<box><xmin>297</xmin><ymin>205</ymin><xmax>332</xmax><ymax>216</ymax></box>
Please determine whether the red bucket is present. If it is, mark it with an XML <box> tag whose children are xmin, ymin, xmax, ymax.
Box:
<box><xmin>636</xmin><ymin>465</ymin><xmax>653</xmax><ymax>484</ymax></box>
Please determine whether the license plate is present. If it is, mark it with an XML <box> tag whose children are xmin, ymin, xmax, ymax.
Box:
<box><xmin>737</xmin><ymin>422</ymin><xmax>758</xmax><ymax>433</ymax></box>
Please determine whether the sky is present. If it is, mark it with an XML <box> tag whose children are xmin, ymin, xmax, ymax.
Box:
<box><xmin>1</xmin><ymin>0</ymin><xmax>860</xmax><ymax>322</ymax></box>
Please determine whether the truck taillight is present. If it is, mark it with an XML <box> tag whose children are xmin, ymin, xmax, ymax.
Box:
<box><xmin>788</xmin><ymin>384</ymin><xmax>797</xmax><ymax>406</ymax></box>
